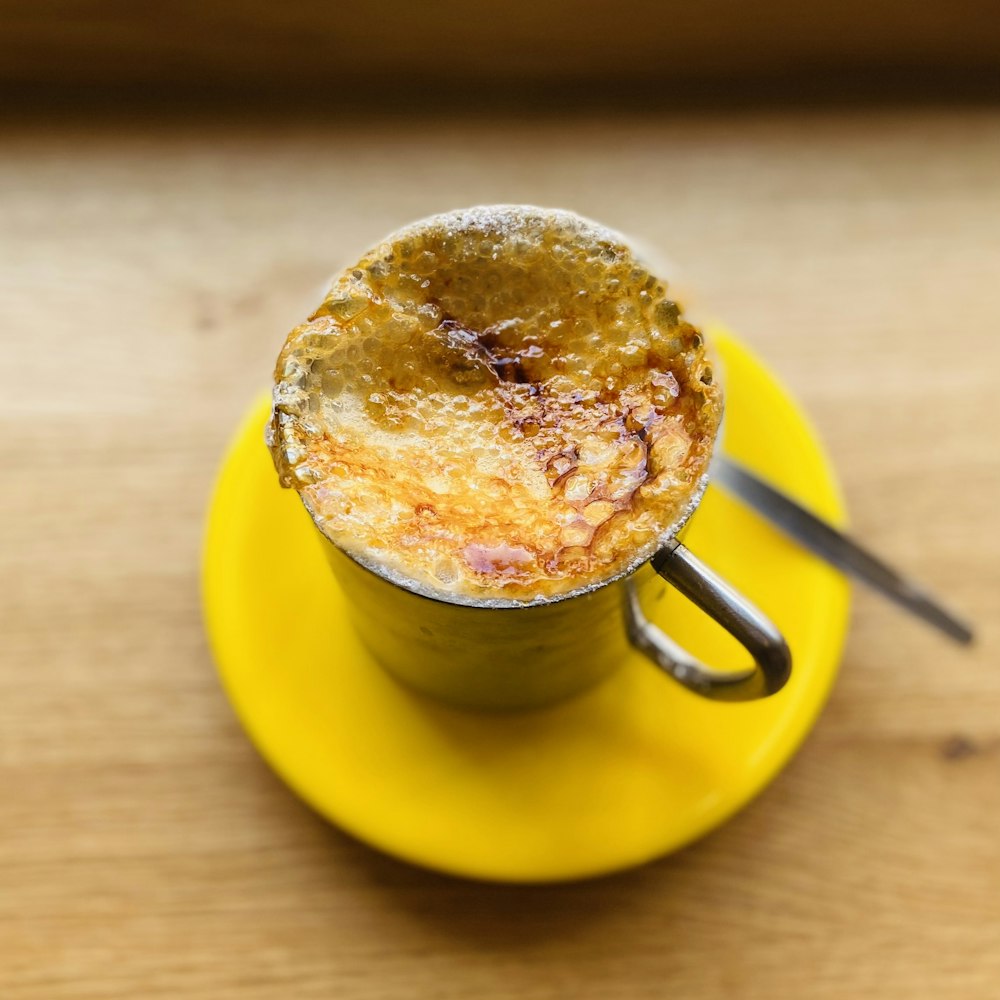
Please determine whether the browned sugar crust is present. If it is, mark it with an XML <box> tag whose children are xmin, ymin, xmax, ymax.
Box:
<box><xmin>268</xmin><ymin>206</ymin><xmax>722</xmax><ymax>602</ymax></box>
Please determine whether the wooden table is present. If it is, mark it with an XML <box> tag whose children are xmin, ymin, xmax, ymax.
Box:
<box><xmin>3</xmin><ymin>107</ymin><xmax>999</xmax><ymax>999</ymax></box>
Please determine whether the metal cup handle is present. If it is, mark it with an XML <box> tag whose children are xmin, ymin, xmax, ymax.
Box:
<box><xmin>624</xmin><ymin>539</ymin><xmax>791</xmax><ymax>701</ymax></box>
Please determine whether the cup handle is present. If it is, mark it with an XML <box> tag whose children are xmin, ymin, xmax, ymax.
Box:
<box><xmin>624</xmin><ymin>539</ymin><xmax>791</xmax><ymax>701</ymax></box>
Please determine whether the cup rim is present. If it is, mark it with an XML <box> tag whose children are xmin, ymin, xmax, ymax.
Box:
<box><xmin>302</xmin><ymin>469</ymin><xmax>711</xmax><ymax>610</ymax></box>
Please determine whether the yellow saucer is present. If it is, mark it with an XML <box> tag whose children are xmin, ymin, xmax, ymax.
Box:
<box><xmin>202</xmin><ymin>331</ymin><xmax>850</xmax><ymax>882</ymax></box>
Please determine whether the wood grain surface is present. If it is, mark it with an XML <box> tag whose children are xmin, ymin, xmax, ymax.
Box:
<box><xmin>2</xmin><ymin>107</ymin><xmax>999</xmax><ymax>998</ymax></box>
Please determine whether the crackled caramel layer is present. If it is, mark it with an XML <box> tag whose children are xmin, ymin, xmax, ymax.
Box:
<box><xmin>268</xmin><ymin>206</ymin><xmax>722</xmax><ymax>602</ymax></box>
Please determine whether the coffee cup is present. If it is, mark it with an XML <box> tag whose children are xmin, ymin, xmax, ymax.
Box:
<box><xmin>267</xmin><ymin>206</ymin><xmax>790</xmax><ymax>710</ymax></box>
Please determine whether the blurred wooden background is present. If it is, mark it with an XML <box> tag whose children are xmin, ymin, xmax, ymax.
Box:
<box><xmin>3</xmin><ymin>104</ymin><xmax>1000</xmax><ymax>999</ymax></box>
<box><xmin>2</xmin><ymin>4</ymin><xmax>1000</xmax><ymax>998</ymax></box>
<box><xmin>3</xmin><ymin>0</ymin><xmax>1000</xmax><ymax>100</ymax></box>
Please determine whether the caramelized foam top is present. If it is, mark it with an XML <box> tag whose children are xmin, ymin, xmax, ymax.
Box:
<box><xmin>267</xmin><ymin>206</ymin><xmax>722</xmax><ymax>603</ymax></box>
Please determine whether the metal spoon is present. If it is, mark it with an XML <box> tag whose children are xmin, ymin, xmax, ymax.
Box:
<box><xmin>712</xmin><ymin>455</ymin><xmax>974</xmax><ymax>645</ymax></box>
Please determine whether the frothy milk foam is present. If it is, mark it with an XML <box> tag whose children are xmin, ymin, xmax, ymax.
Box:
<box><xmin>268</xmin><ymin>206</ymin><xmax>723</xmax><ymax>603</ymax></box>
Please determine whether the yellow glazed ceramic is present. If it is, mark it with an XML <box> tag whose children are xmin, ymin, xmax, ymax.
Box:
<box><xmin>202</xmin><ymin>331</ymin><xmax>850</xmax><ymax>882</ymax></box>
